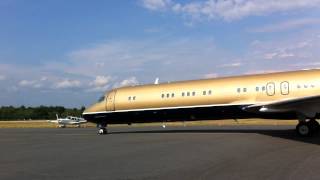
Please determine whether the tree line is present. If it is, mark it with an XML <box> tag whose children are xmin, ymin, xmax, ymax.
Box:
<box><xmin>0</xmin><ymin>106</ymin><xmax>86</xmax><ymax>120</ymax></box>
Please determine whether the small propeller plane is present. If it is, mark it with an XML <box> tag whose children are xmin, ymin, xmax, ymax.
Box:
<box><xmin>48</xmin><ymin>114</ymin><xmax>87</xmax><ymax>128</ymax></box>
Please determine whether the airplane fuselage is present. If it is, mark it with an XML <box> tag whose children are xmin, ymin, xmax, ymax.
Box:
<box><xmin>83</xmin><ymin>69</ymin><xmax>320</xmax><ymax>126</ymax></box>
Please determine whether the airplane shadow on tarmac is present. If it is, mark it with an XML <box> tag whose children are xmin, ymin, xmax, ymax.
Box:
<box><xmin>109</xmin><ymin>128</ymin><xmax>320</xmax><ymax>145</ymax></box>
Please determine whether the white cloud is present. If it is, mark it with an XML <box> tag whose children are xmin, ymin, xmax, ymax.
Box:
<box><xmin>87</xmin><ymin>76</ymin><xmax>112</xmax><ymax>92</ymax></box>
<box><xmin>244</xmin><ymin>70</ymin><xmax>280</xmax><ymax>75</ymax></box>
<box><xmin>219</xmin><ymin>62</ymin><xmax>242</xmax><ymax>68</ymax></box>
<box><xmin>67</xmin><ymin>38</ymin><xmax>230</xmax><ymax>81</ymax></box>
<box><xmin>265</xmin><ymin>52</ymin><xmax>295</xmax><ymax>60</ymax></box>
<box><xmin>0</xmin><ymin>38</ymin><xmax>231</xmax><ymax>96</ymax></box>
<box><xmin>203</xmin><ymin>73</ymin><xmax>218</xmax><ymax>79</ymax></box>
<box><xmin>242</xmin><ymin>31</ymin><xmax>320</xmax><ymax>72</ymax></box>
<box><xmin>17</xmin><ymin>76</ymin><xmax>55</xmax><ymax>89</ymax></box>
<box><xmin>18</xmin><ymin>80</ymin><xmax>37</xmax><ymax>87</ymax></box>
<box><xmin>141</xmin><ymin>0</ymin><xmax>320</xmax><ymax>21</ymax></box>
<box><xmin>250</xmin><ymin>18</ymin><xmax>320</xmax><ymax>33</ymax></box>
<box><xmin>54</xmin><ymin>79</ymin><xmax>81</xmax><ymax>89</ymax></box>
<box><xmin>291</xmin><ymin>62</ymin><xmax>320</xmax><ymax>67</ymax></box>
<box><xmin>18</xmin><ymin>80</ymin><xmax>45</xmax><ymax>89</ymax></box>
<box><xmin>114</xmin><ymin>77</ymin><xmax>139</xmax><ymax>88</ymax></box>
<box><xmin>33</xmin><ymin>84</ymin><xmax>43</xmax><ymax>89</ymax></box>
<box><xmin>3</xmin><ymin>25</ymin><xmax>320</xmax><ymax>107</ymax></box>
<box><xmin>260</xmin><ymin>40</ymin><xmax>314</xmax><ymax>60</ymax></box>
<box><xmin>92</xmin><ymin>76</ymin><xmax>111</xmax><ymax>87</ymax></box>
<box><xmin>263</xmin><ymin>52</ymin><xmax>278</xmax><ymax>60</ymax></box>
<box><xmin>278</xmin><ymin>52</ymin><xmax>295</xmax><ymax>59</ymax></box>
<box><xmin>141</xmin><ymin>0</ymin><xmax>172</xmax><ymax>10</ymax></box>
<box><xmin>40</xmin><ymin>76</ymin><xmax>48</xmax><ymax>81</ymax></box>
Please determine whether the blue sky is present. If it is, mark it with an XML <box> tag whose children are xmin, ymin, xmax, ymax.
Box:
<box><xmin>1</xmin><ymin>0</ymin><xmax>320</xmax><ymax>107</ymax></box>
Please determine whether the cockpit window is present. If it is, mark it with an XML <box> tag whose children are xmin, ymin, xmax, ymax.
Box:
<box><xmin>98</xmin><ymin>96</ymin><xmax>105</xmax><ymax>102</ymax></box>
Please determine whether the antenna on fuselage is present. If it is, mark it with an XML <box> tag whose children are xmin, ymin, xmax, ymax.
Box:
<box><xmin>154</xmin><ymin>78</ymin><xmax>159</xmax><ymax>85</ymax></box>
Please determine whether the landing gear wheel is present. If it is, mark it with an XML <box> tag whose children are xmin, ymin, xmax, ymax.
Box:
<box><xmin>98</xmin><ymin>128</ymin><xmax>107</xmax><ymax>135</ymax></box>
<box><xmin>296</xmin><ymin>122</ymin><xmax>313</xmax><ymax>137</ymax></box>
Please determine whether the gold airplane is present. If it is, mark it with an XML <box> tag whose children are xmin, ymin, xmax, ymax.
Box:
<box><xmin>83</xmin><ymin>69</ymin><xmax>320</xmax><ymax>136</ymax></box>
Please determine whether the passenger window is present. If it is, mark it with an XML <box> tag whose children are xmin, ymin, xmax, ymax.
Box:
<box><xmin>262</xmin><ymin>86</ymin><xmax>266</xmax><ymax>91</ymax></box>
<box><xmin>203</xmin><ymin>91</ymin><xmax>206</xmax><ymax>95</ymax></box>
<box><xmin>167</xmin><ymin>93</ymin><xmax>170</xmax><ymax>98</ymax></box>
<box><xmin>187</xmin><ymin>92</ymin><xmax>190</xmax><ymax>96</ymax></box>
<box><xmin>237</xmin><ymin>88</ymin><xmax>241</xmax><ymax>93</ymax></box>
<box><xmin>133</xmin><ymin>96</ymin><xmax>136</xmax><ymax>100</ymax></box>
<box><xmin>171</xmin><ymin>93</ymin><xmax>174</xmax><ymax>98</ymax></box>
<box><xmin>243</xmin><ymin>88</ymin><xmax>247</xmax><ymax>92</ymax></box>
<box><xmin>256</xmin><ymin>87</ymin><xmax>259</xmax><ymax>92</ymax></box>
<box><xmin>192</xmin><ymin>92</ymin><xmax>196</xmax><ymax>96</ymax></box>
<box><xmin>128</xmin><ymin>97</ymin><xmax>131</xmax><ymax>101</ymax></box>
<box><xmin>161</xmin><ymin>94</ymin><xmax>165</xmax><ymax>98</ymax></box>
<box><xmin>182</xmin><ymin>92</ymin><xmax>185</xmax><ymax>97</ymax></box>
<box><xmin>208</xmin><ymin>90</ymin><xmax>212</xmax><ymax>95</ymax></box>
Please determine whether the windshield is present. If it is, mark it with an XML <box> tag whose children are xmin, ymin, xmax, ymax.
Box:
<box><xmin>98</xmin><ymin>96</ymin><xmax>105</xmax><ymax>102</ymax></box>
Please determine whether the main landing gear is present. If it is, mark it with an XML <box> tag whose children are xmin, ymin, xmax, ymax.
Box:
<box><xmin>296</xmin><ymin>119</ymin><xmax>320</xmax><ymax>137</ymax></box>
<box><xmin>97</xmin><ymin>123</ymin><xmax>108</xmax><ymax>135</ymax></box>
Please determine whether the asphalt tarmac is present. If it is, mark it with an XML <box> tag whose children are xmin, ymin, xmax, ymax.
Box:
<box><xmin>1</xmin><ymin>125</ymin><xmax>320</xmax><ymax>180</ymax></box>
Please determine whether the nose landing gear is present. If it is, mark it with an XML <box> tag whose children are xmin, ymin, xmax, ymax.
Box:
<box><xmin>97</xmin><ymin>123</ymin><xmax>108</xmax><ymax>135</ymax></box>
<box><xmin>98</xmin><ymin>128</ymin><xmax>108</xmax><ymax>135</ymax></box>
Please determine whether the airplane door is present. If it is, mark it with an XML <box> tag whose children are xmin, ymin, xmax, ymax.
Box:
<box><xmin>266</xmin><ymin>82</ymin><xmax>275</xmax><ymax>96</ymax></box>
<box><xmin>106</xmin><ymin>90</ymin><xmax>117</xmax><ymax>111</ymax></box>
<box><xmin>280</xmin><ymin>81</ymin><xmax>289</xmax><ymax>95</ymax></box>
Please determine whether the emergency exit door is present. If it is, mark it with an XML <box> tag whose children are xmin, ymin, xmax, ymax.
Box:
<box><xmin>266</xmin><ymin>82</ymin><xmax>275</xmax><ymax>96</ymax></box>
<box><xmin>280</xmin><ymin>81</ymin><xmax>289</xmax><ymax>95</ymax></box>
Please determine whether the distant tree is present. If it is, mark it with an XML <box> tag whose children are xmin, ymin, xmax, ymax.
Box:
<box><xmin>0</xmin><ymin>106</ymin><xmax>84</xmax><ymax>121</ymax></box>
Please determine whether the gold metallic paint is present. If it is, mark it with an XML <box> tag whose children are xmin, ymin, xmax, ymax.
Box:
<box><xmin>84</xmin><ymin>69</ymin><xmax>320</xmax><ymax>114</ymax></box>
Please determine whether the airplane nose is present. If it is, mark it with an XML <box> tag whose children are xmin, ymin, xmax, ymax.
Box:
<box><xmin>83</xmin><ymin>103</ymin><xmax>102</xmax><ymax>114</ymax></box>
<box><xmin>82</xmin><ymin>102</ymin><xmax>106</xmax><ymax>122</ymax></box>
<box><xmin>83</xmin><ymin>105</ymin><xmax>93</xmax><ymax>115</ymax></box>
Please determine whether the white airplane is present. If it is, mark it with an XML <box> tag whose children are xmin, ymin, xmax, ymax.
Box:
<box><xmin>48</xmin><ymin>114</ymin><xmax>87</xmax><ymax>128</ymax></box>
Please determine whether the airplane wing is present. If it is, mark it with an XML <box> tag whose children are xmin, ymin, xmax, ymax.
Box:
<box><xmin>48</xmin><ymin>120</ymin><xmax>59</xmax><ymax>123</ymax></box>
<box><xmin>67</xmin><ymin>121</ymin><xmax>81</xmax><ymax>125</ymax></box>
<box><xmin>67</xmin><ymin>120</ymin><xmax>87</xmax><ymax>124</ymax></box>
<box><xmin>242</xmin><ymin>95</ymin><xmax>320</xmax><ymax>118</ymax></box>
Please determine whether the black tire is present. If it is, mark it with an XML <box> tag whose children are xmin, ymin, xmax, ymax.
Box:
<box><xmin>98</xmin><ymin>128</ymin><xmax>107</xmax><ymax>135</ymax></box>
<box><xmin>296</xmin><ymin>122</ymin><xmax>313</xmax><ymax>137</ymax></box>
